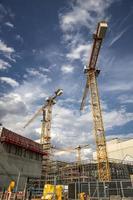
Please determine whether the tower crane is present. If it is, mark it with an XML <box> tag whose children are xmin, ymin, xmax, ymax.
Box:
<box><xmin>53</xmin><ymin>144</ymin><xmax>90</xmax><ymax>164</ymax></box>
<box><xmin>24</xmin><ymin>89</ymin><xmax>63</xmax><ymax>178</ymax></box>
<box><xmin>75</xmin><ymin>144</ymin><xmax>90</xmax><ymax>164</ymax></box>
<box><xmin>80</xmin><ymin>21</ymin><xmax>111</xmax><ymax>181</ymax></box>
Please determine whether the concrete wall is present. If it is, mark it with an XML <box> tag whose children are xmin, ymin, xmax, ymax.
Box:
<box><xmin>93</xmin><ymin>138</ymin><xmax>133</xmax><ymax>162</ymax></box>
<box><xmin>0</xmin><ymin>142</ymin><xmax>42</xmax><ymax>190</ymax></box>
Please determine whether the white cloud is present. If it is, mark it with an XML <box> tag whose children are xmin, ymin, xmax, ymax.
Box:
<box><xmin>60</xmin><ymin>8</ymin><xmax>89</xmax><ymax>32</ymax></box>
<box><xmin>102</xmin><ymin>81</ymin><xmax>133</xmax><ymax>92</ymax></box>
<box><xmin>117</xmin><ymin>95</ymin><xmax>133</xmax><ymax>104</ymax></box>
<box><xmin>0</xmin><ymin>77</ymin><xmax>19</xmax><ymax>87</ymax></box>
<box><xmin>0</xmin><ymin>68</ymin><xmax>53</xmax><ymax>137</ymax></box>
<box><xmin>0</xmin><ymin>40</ymin><xmax>15</xmax><ymax>61</ymax></box>
<box><xmin>39</xmin><ymin>67</ymin><xmax>50</xmax><ymax>73</ymax></box>
<box><xmin>67</xmin><ymin>43</ymin><xmax>91</xmax><ymax>62</ymax></box>
<box><xmin>59</xmin><ymin>98</ymin><xmax>78</xmax><ymax>104</ymax></box>
<box><xmin>14</xmin><ymin>78</ymin><xmax>49</xmax><ymax>106</ymax></box>
<box><xmin>24</xmin><ymin>67</ymin><xmax>52</xmax><ymax>82</ymax></box>
<box><xmin>25</xmin><ymin>68</ymin><xmax>42</xmax><ymax>76</ymax></box>
<box><xmin>59</xmin><ymin>0</ymin><xmax>114</xmax><ymax>63</ymax></box>
<box><xmin>103</xmin><ymin>108</ymin><xmax>133</xmax><ymax>130</ymax></box>
<box><xmin>5</xmin><ymin>21</ymin><xmax>14</xmax><ymax>28</ymax></box>
<box><xmin>48</xmin><ymin>105</ymin><xmax>93</xmax><ymax>153</ymax></box>
<box><xmin>59</xmin><ymin>0</ymin><xmax>113</xmax><ymax>32</ymax></box>
<box><xmin>53</xmin><ymin>147</ymin><xmax>93</xmax><ymax>162</ymax></box>
<box><xmin>0</xmin><ymin>59</ymin><xmax>11</xmax><ymax>70</ymax></box>
<box><xmin>61</xmin><ymin>64</ymin><xmax>74</xmax><ymax>74</ymax></box>
<box><xmin>0</xmin><ymin>40</ymin><xmax>14</xmax><ymax>53</ymax></box>
<box><xmin>82</xmin><ymin>148</ymin><xmax>93</xmax><ymax>160</ymax></box>
<box><xmin>0</xmin><ymin>94</ymin><xmax>26</xmax><ymax>119</ymax></box>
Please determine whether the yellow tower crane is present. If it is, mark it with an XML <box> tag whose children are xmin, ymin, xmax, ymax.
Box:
<box><xmin>53</xmin><ymin>144</ymin><xmax>89</xmax><ymax>164</ymax></box>
<box><xmin>24</xmin><ymin>89</ymin><xmax>63</xmax><ymax>178</ymax></box>
<box><xmin>80</xmin><ymin>21</ymin><xmax>111</xmax><ymax>181</ymax></box>
<box><xmin>75</xmin><ymin>144</ymin><xmax>90</xmax><ymax>165</ymax></box>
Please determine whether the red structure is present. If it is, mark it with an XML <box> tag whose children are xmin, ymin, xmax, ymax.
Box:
<box><xmin>0</xmin><ymin>127</ymin><xmax>47</xmax><ymax>155</ymax></box>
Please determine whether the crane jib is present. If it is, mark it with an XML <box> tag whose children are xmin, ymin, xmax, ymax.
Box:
<box><xmin>88</xmin><ymin>37</ymin><xmax>102</xmax><ymax>69</ymax></box>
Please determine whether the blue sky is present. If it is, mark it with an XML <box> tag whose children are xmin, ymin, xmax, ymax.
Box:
<box><xmin>0</xmin><ymin>0</ymin><xmax>133</xmax><ymax>161</ymax></box>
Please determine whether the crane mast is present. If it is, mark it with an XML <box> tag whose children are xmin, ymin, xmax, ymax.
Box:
<box><xmin>53</xmin><ymin>144</ymin><xmax>89</xmax><ymax>164</ymax></box>
<box><xmin>23</xmin><ymin>89</ymin><xmax>63</xmax><ymax>180</ymax></box>
<box><xmin>77</xmin><ymin>146</ymin><xmax>81</xmax><ymax>164</ymax></box>
<box><xmin>41</xmin><ymin>99</ymin><xmax>54</xmax><ymax>179</ymax></box>
<box><xmin>41</xmin><ymin>90</ymin><xmax>63</xmax><ymax>179</ymax></box>
<box><xmin>80</xmin><ymin>21</ymin><xmax>111</xmax><ymax>181</ymax></box>
<box><xmin>75</xmin><ymin>144</ymin><xmax>89</xmax><ymax>165</ymax></box>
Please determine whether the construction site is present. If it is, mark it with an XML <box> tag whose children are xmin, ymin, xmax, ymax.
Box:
<box><xmin>0</xmin><ymin>21</ymin><xmax>133</xmax><ymax>200</ymax></box>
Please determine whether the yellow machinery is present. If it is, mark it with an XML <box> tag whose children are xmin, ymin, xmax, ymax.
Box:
<box><xmin>7</xmin><ymin>181</ymin><xmax>15</xmax><ymax>192</ymax></box>
<box><xmin>24</xmin><ymin>89</ymin><xmax>63</xmax><ymax>178</ymax></box>
<box><xmin>80</xmin><ymin>21</ymin><xmax>111</xmax><ymax>181</ymax></box>
<box><xmin>78</xmin><ymin>192</ymin><xmax>88</xmax><ymax>200</ymax></box>
<box><xmin>42</xmin><ymin>184</ymin><xmax>63</xmax><ymax>200</ymax></box>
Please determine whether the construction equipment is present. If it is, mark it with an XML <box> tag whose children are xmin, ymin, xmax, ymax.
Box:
<box><xmin>42</xmin><ymin>184</ymin><xmax>63</xmax><ymax>200</ymax></box>
<box><xmin>24</xmin><ymin>89</ymin><xmax>63</xmax><ymax>178</ymax></box>
<box><xmin>7</xmin><ymin>180</ymin><xmax>15</xmax><ymax>192</ymax></box>
<box><xmin>53</xmin><ymin>144</ymin><xmax>90</xmax><ymax>164</ymax></box>
<box><xmin>80</xmin><ymin>21</ymin><xmax>111</xmax><ymax>181</ymax></box>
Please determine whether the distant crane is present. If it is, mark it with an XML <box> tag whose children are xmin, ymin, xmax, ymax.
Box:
<box><xmin>53</xmin><ymin>144</ymin><xmax>90</xmax><ymax>164</ymax></box>
<box><xmin>24</xmin><ymin>89</ymin><xmax>63</xmax><ymax>178</ymax></box>
<box><xmin>80</xmin><ymin>21</ymin><xmax>111</xmax><ymax>181</ymax></box>
<box><xmin>75</xmin><ymin>144</ymin><xmax>90</xmax><ymax>164</ymax></box>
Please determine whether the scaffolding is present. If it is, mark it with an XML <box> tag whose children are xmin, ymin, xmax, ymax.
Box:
<box><xmin>25</xmin><ymin>159</ymin><xmax>133</xmax><ymax>199</ymax></box>
<box><xmin>41</xmin><ymin>159</ymin><xmax>133</xmax><ymax>185</ymax></box>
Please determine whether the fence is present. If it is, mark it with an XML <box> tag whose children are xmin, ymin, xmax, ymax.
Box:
<box><xmin>68</xmin><ymin>180</ymin><xmax>133</xmax><ymax>199</ymax></box>
<box><xmin>26</xmin><ymin>179</ymin><xmax>133</xmax><ymax>199</ymax></box>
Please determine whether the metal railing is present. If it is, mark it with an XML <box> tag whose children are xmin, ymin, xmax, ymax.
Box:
<box><xmin>68</xmin><ymin>180</ymin><xmax>133</xmax><ymax>199</ymax></box>
<box><xmin>19</xmin><ymin>179</ymin><xmax>133</xmax><ymax>199</ymax></box>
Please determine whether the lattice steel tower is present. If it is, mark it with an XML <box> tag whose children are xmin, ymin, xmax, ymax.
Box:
<box><xmin>80</xmin><ymin>21</ymin><xmax>111</xmax><ymax>181</ymax></box>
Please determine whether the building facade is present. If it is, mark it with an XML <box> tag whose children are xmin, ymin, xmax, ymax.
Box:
<box><xmin>93</xmin><ymin>138</ymin><xmax>133</xmax><ymax>161</ymax></box>
<box><xmin>0</xmin><ymin>127</ymin><xmax>43</xmax><ymax>190</ymax></box>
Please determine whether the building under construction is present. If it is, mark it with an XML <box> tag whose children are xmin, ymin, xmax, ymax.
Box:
<box><xmin>0</xmin><ymin>21</ymin><xmax>133</xmax><ymax>199</ymax></box>
<box><xmin>0</xmin><ymin>126</ymin><xmax>132</xmax><ymax>200</ymax></box>
<box><xmin>43</xmin><ymin>159</ymin><xmax>133</xmax><ymax>185</ymax></box>
<box><xmin>27</xmin><ymin>159</ymin><xmax>133</xmax><ymax>199</ymax></box>
<box><xmin>0</xmin><ymin>127</ymin><xmax>43</xmax><ymax>189</ymax></box>
<box><xmin>1</xmin><ymin>127</ymin><xmax>133</xmax><ymax>188</ymax></box>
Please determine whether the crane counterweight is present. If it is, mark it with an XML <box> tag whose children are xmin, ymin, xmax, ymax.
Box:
<box><xmin>96</xmin><ymin>21</ymin><xmax>108</xmax><ymax>39</ymax></box>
